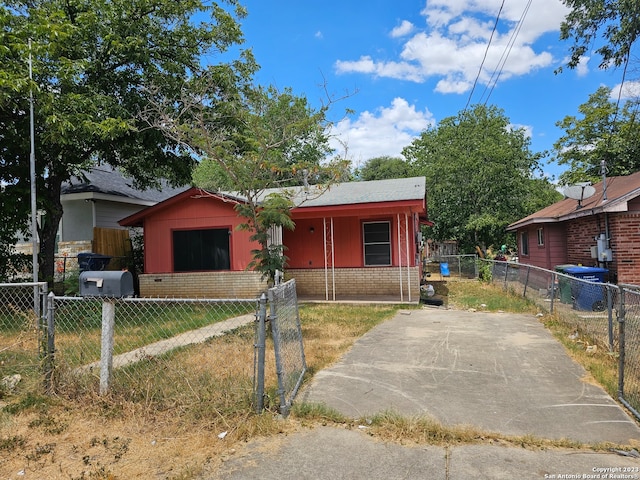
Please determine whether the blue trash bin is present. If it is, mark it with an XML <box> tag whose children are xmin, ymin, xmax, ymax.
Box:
<box><xmin>564</xmin><ymin>266</ymin><xmax>608</xmax><ymax>311</ymax></box>
<box><xmin>77</xmin><ymin>253</ymin><xmax>112</xmax><ymax>272</ymax></box>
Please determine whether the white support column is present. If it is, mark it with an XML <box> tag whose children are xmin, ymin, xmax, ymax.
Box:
<box><xmin>397</xmin><ymin>214</ymin><xmax>403</xmax><ymax>302</ymax></box>
<box><xmin>323</xmin><ymin>217</ymin><xmax>336</xmax><ymax>301</ymax></box>
<box><xmin>405</xmin><ymin>213</ymin><xmax>411</xmax><ymax>303</ymax></box>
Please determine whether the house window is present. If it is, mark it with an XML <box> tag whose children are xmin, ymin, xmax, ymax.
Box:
<box><xmin>173</xmin><ymin>228</ymin><xmax>230</xmax><ymax>272</ymax></box>
<box><xmin>520</xmin><ymin>231</ymin><xmax>529</xmax><ymax>256</ymax></box>
<box><xmin>363</xmin><ymin>221</ymin><xmax>391</xmax><ymax>266</ymax></box>
<box><xmin>537</xmin><ymin>228</ymin><xmax>544</xmax><ymax>246</ymax></box>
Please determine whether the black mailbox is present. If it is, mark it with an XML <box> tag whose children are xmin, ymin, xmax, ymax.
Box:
<box><xmin>79</xmin><ymin>271</ymin><xmax>134</xmax><ymax>298</ymax></box>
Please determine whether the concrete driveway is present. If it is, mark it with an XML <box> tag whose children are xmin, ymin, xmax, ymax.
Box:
<box><xmin>207</xmin><ymin>308</ymin><xmax>640</xmax><ymax>479</ymax></box>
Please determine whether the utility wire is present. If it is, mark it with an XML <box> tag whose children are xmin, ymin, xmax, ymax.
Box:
<box><xmin>480</xmin><ymin>0</ymin><xmax>533</xmax><ymax>106</ymax></box>
<box><xmin>463</xmin><ymin>0</ymin><xmax>505</xmax><ymax>112</ymax></box>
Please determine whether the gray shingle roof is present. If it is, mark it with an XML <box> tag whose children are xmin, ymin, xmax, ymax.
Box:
<box><xmin>61</xmin><ymin>165</ymin><xmax>190</xmax><ymax>203</ymax></box>
<box><xmin>249</xmin><ymin>176</ymin><xmax>426</xmax><ymax>208</ymax></box>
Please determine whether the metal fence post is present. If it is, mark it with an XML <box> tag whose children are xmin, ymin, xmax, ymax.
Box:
<box><xmin>44</xmin><ymin>291</ymin><xmax>56</xmax><ymax>393</ymax></box>
<box><xmin>617</xmin><ymin>287</ymin><xmax>625</xmax><ymax>402</ymax></box>
<box><xmin>607</xmin><ymin>285</ymin><xmax>614</xmax><ymax>352</ymax></box>
<box><xmin>268</xmin><ymin>287</ymin><xmax>287</xmax><ymax>415</ymax></box>
<box><xmin>100</xmin><ymin>300</ymin><xmax>116</xmax><ymax>395</ymax></box>
<box><xmin>523</xmin><ymin>265</ymin><xmax>531</xmax><ymax>299</ymax></box>
<box><xmin>255</xmin><ymin>293</ymin><xmax>267</xmax><ymax>413</ymax></box>
<box><xmin>502</xmin><ymin>261</ymin><xmax>508</xmax><ymax>290</ymax></box>
<box><xmin>550</xmin><ymin>272</ymin><xmax>556</xmax><ymax>314</ymax></box>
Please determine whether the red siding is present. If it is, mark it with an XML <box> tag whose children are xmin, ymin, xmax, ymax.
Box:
<box><xmin>516</xmin><ymin>212</ymin><xmax>640</xmax><ymax>284</ymax></box>
<box><xmin>517</xmin><ymin>224</ymin><xmax>567</xmax><ymax>270</ymax></box>
<box><xmin>143</xmin><ymin>195</ymin><xmax>256</xmax><ymax>274</ymax></box>
<box><xmin>137</xmin><ymin>189</ymin><xmax>423</xmax><ymax>275</ymax></box>
<box><xmin>285</xmin><ymin>213</ymin><xmax>419</xmax><ymax>269</ymax></box>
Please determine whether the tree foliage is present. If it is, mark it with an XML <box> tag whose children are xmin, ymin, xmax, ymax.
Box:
<box><xmin>145</xmin><ymin>81</ymin><xmax>350</xmax><ymax>282</ymax></box>
<box><xmin>0</xmin><ymin>0</ymin><xmax>251</xmax><ymax>284</ymax></box>
<box><xmin>554</xmin><ymin>86</ymin><xmax>640</xmax><ymax>185</ymax></box>
<box><xmin>560</xmin><ymin>0</ymin><xmax>640</xmax><ymax>70</ymax></box>
<box><xmin>403</xmin><ymin>105</ymin><xmax>557</xmax><ymax>253</ymax></box>
<box><xmin>356</xmin><ymin>156</ymin><xmax>411</xmax><ymax>181</ymax></box>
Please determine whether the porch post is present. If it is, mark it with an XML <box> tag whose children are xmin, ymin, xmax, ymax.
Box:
<box><xmin>397</xmin><ymin>214</ymin><xmax>403</xmax><ymax>302</ymax></box>
<box><xmin>330</xmin><ymin>217</ymin><xmax>335</xmax><ymax>301</ymax></box>
<box><xmin>323</xmin><ymin>217</ymin><xmax>335</xmax><ymax>301</ymax></box>
<box><xmin>323</xmin><ymin>217</ymin><xmax>328</xmax><ymax>301</ymax></box>
<box><xmin>405</xmin><ymin>213</ymin><xmax>411</xmax><ymax>303</ymax></box>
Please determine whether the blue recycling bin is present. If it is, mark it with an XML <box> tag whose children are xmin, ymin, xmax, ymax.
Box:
<box><xmin>564</xmin><ymin>266</ymin><xmax>608</xmax><ymax>311</ymax></box>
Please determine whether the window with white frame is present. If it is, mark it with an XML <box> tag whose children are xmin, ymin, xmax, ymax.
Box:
<box><xmin>537</xmin><ymin>227</ymin><xmax>544</xmax><ymax>246</ymax></box>
<box><xmin>363</xmin><ymin>221</ymin><xmax>391</xmax><ymax>266</ymax></box>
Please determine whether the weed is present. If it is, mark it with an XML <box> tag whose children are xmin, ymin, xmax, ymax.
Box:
<box><xmin>0</xmin><ymin>435</ymin><xmax>26</xmax><ymax>451</ymax></box>
<box><xmin>291</xmin><ymin>402</ymin><xmax>349</xmax><ymax>424</ymax></box>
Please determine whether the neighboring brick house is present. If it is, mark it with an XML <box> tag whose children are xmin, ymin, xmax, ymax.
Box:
<box><xmin>119</xmin><ymin>177</ymin><xmax>429</xmax><ymax>302</ymax></box>
<box><xmin>506</xmin><ymin>171</ymin><xmax>640</xmax><ymax>284</ymax></box>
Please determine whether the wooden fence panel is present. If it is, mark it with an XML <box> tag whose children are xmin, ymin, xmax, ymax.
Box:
<box><xmin>92</xmin><ymin>228</ymin><xmax>131</xmax><ymax>269</ymax></box>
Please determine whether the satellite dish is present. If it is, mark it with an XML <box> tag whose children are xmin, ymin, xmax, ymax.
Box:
<box><xmin>563</xmin><ymin>184</ymin><xmax>596</xmax><ymax>209</ymax></box>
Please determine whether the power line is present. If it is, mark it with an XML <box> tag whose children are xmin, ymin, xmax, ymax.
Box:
<box><xmin>480</xmin><ymin>0</ymin><xmax>533</xmax><ymax>106</ymax></box>
<box><xmin>463</xmin><ymin>0</ymin><xmax>505</xmax><ymax>112</ymax></box>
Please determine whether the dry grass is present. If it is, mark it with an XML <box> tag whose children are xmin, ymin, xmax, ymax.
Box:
<box><xmin>0</xmin><ymin>288</ymin><xmax>635</xmax><ymax>479</ymax></box>
<box><xmin>0</xmin><ymin>303</ymin><xmax>406</xmax><ymax>479</ymax></box>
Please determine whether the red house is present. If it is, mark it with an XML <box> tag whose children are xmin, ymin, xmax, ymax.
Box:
<box><xmin>506</xmin><ymin>171</ymin><xmax>640</xmax><ymax>285</ymax></box>
<box><xmin>119</xmin><ymin>177</ymin><xmax>428</xmax><ymax>301</ymax></box>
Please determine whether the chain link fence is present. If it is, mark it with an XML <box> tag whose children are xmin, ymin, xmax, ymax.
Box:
<box><xmin>425</xmin><ymin>254</ymin><xmax>477</xmax><ymax>279</ymax></box>
<box><xmin>2</xmin><ymin>278</ymin><xmax>306</xmax><ymax>417</ymax></box>
<box><xmin>619</xmin><ymin>287</ymin><xmax>640</xmax><ymax>419</ymax></box>
<box><xmin>481</xmin><ymin>259</ymin><xmax>640</xmax><ymax>421</ymax></box>
<box><xmin>0</xmin><ymin>282</ymin><xmax>48</xmax><ymax>397</ymax></box>
<box><xmin>50</xmin><ymin>296</ymin><xmax>259</xmax><ymax>400</ymax></box>
<box><xmin>268</xmin><ymin>279</ymin><xmax>306</xmax><ymax>416</ymax></box>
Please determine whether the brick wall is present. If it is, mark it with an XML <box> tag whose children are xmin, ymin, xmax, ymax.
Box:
<box><xmin>139</xmin><ymin>271</ymin><xmax>267</xmax><ymax>298</ymax></box>
<box><xmin>564</xmin><ymin>213</ymin><xmax>640</xmax><ymax>285</ymax></box>
<box><xmin>609</xmin><ymin>213</ymin><xmax>640</xmax><ymax>285</ymax></box>
<box><xmin>138</xmin><ymin>267</ymin><xmax>421</xmax><ymax>300</ymax></box>
<box><xmin>288</xmin><ymin>267</ymin><xmax>421</xmax><ymax>300</ymax></box>
<box><xmin>565</xmin><ymin>217</ymin><xmax>601</xmax><ymax>267</ymax></box>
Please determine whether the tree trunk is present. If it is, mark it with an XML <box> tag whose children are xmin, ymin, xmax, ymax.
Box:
<box><xmin>38</xmin><ymin>175</ymin><xmax>64</xmax><ymax>288</ymax></box>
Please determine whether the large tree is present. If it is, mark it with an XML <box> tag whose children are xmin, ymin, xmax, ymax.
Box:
<box><xmin>559</xmin><ymin>0</ymin><xmax>640</xmax><ymax>70</ymax></box>
<box><xmin>356</xmin><ymin>156</ymin><xmax>411</xmax><ymax>181</ymax></box>
<box><xmin>0</xmin><ymin>0</ymin><xmax>252</xmax><ymax>284</ymax></box>
<box><xmin>403</xmin><ymin>105</ymin><xmax>557</xmax><ymax>253</ymax></box>
<box><xmin>554</xmin><ymin>86</ymin><xmax>640</xmax><ymax>185</ymax></box>
<box><xmin>143</xmin><ymin>81</ymin><xmax>350</xmax><ymax>282</ymax></box>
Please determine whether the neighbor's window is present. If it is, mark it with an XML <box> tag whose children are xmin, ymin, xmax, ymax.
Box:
<box><xmin>173</xmin><ymin>228</ymin><xmax>230</xmax><ymax>272</ymax></box>
<box><xmin>537</xmin><ymin>227</ymin><xmax>544</xmax><ymax>246</ymax></box>
<box><xmin>363</xmin><ymin>221</ymin><xmax>391</xmax><ymax>266</ymax></box>
<box><xmin>520</xmin><ymin>231</ymin><xmax>529</xmax><ymax>256</ymax></box>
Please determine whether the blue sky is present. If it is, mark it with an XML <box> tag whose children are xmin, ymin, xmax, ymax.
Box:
<box><xmin>233</xmin><ymin>0</ymin><xmax>636</xmax><ymax>180</ymax></box>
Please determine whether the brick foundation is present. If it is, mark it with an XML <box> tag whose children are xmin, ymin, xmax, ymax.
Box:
<box><xmin>287</xmin><ymin>267</ymin><xmax>421</xmax><ymax>301</ymax></box>
<box><xmin>139</xmin><ymin>271</ymin><xmax>268</xmax><ymax>298</ymax></box>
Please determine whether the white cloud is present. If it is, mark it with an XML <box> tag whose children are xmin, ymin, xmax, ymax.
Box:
<box><xmin>336</xmin><ymin>0</ymin><xmax>569</xmax><ymax>94</ymax></box>
<box><xmin>390</xmin><ymin>20</ymin><xmax>415</xmax><ymax>38</ymax></box>
<box><xmin>315</xmin><ymin>31</ymin><xmax>323</xmax><ymax>39</ymax></box>
<box><xmin>509</xmin><ymin>123</ymin><xmax>533</xmax><ymax>138</ymax></box>
<box><xmin>610</xmin><ymin>81</ymin><xmax>640</xmax><ymax>100</ymax></box>
<box><xmin>329</xmin><ymin>98</ymin><xmax>435</xmax><ymax>166</ymax></box>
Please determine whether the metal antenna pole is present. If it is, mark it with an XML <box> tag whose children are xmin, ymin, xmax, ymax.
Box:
<box><xmin>29</xmin><ymin>38</ymin><xmax>38</xmax><ymax>283</ymax></box>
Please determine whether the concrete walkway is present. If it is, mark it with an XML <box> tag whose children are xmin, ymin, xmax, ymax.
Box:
<box><xmin>208</xmin><ymin>308</ymin><xmax>640</xmax><ymax>479</ymax></box>
<box><xmin>77</xmin><ymin>313</ymin><xmax>255</xmax><ymax>372</ymax></box>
